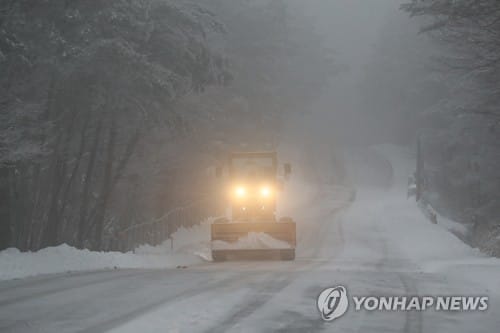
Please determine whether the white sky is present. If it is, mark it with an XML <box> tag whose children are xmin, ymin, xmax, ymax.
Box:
<box><xmin>289</xmin><ymin>0</ymin><xmax>406</xmax><ymax>145</ymax></box>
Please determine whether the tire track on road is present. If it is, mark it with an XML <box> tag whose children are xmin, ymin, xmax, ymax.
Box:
<box><xmin>204</xmin><ymin>201</ymin><xmax>349</xmax><ymax>333</ymax></box>
<box><xmin>76</xmin><ymin>271</ymin><xmax>253</xmax><ymax>333</ymax></box>
<box><xmin>0</xmin><ymin>268</ymin><xmax>131</xmax><ymax>293</ymax></box>
<box><xmin>203</xmin><ymin>261</ymin><xmax>319</xmax><ymax>333</ymax></box>
<box><xmin>399</xmin><ymin>274</ymin><xmax>423</xmax><ymax>333</ymax></box>
<box><xmin>0</xmin><ymin>270</ymin><xmax>150</xmax><ymax>308</ymax></box>
<box><xmin>312</xmin><ymin>205</ymin><xmax>347</xmax><ymax>259</ymax></box>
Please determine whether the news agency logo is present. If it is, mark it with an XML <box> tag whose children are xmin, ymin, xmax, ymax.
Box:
<box><xmin>317</xmin><ymin>286</ymin><xmax>349</xmax><ymax>321</ymax></box>
<box><xmin>317</xmin><ymin>286</ymin><xmax>489</xmax><ymax>322</ymax></box>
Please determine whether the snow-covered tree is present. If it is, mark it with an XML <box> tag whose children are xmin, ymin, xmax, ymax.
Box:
<box><xmin>401</xmin><ymin>0</ymin><xmax>500</xmax><ymax>255</ymax></box>
<box><xmin>0</xmin><ymin>0</ymin><xmax>227</xmax><ymax>250</ymax></box>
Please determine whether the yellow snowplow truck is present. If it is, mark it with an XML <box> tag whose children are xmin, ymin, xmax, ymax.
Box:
<box><xmin>211</xmin><ymin>152</ymin><xmax>296</xmax><ymax>261</ymax></box>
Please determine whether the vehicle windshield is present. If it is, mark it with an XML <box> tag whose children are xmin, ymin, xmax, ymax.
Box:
<box><xmin>230</xmin><ymin>157</ymin><xmax>274</xmax><ymax>178</ymax></box>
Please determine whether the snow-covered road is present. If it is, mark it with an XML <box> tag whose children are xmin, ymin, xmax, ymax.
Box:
<box><xmin>1</xmin><ymin>146</ymin><xmax>499</xmax><ymax>332</ymax></box>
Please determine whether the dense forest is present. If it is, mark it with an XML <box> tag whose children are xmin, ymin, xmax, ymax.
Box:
<box><xmin>0</xmin><ymin>0</ymin><xmax>332</xmax><ymax>251</ymax></box>
<box><xmin>362</xmin><ymin>0</ymin><xmax>500</xmax><ymax>255</ymax></box>
<box><xmin>1</xmin><ymin>0</ymin><xmax>499</xmax><ymax>256</ymax></box>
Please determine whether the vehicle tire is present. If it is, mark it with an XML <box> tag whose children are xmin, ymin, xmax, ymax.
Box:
<box><xmin>212</xmin><ymin>252</ymin><xmax>226</xmax><ymax>262</ymax></box>
<box><xmin>280</xmin><ymin>249</ymin><xmax>295</xmax><ymax>261</ymax></box>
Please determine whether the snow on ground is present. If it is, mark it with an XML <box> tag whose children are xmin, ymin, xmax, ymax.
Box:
<box><xmin>0</xmin><ymin>168</ymin><xmax>323</xmax><ymax>281</ymax></box>
<box><xmin>435</xmin><ymin>214</ymin><xmax>469</xmax><ymax>238</ymax></box>
<box><xmin>1</xmin><ymin>143</ymin><xmax>498</xmax><ymax>299</ymax></box>
<box><xmin>107</xmin><ymin>287</ymin><xmax>252</xmax><ymax>333</ymax></box>
<box><xmin>0</xmin><ymin>220</ymin><xmax>215</xmax><ymax>281</ymax></box>
<box><xmin>339</xmin><ymin>144</ymin><xmax>500</xmax><ymax>294</ymax></box>
<box><xmin>1</xmin><ymin>145</ymin><xmax>499</xmax><ymax>333</ymax></box>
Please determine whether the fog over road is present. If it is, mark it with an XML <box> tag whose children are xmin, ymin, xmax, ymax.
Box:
<box><xmin>0</xmin><ymin>147</ymin><xmax>498</xmax><ymax>333</ymax></box>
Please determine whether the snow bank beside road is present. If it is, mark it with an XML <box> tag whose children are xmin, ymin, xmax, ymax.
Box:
<box><xmin>339</xmin><ymin>144</ymin><xmax>500</xmax><ymax>295</ymax></box>
<box><xmin>0</xmin><ymin>220</ymin><xmax>213</xmax><ymax>281</ymax></box>
<box><xmin>0</xmin><ymin>245</ymin><xmax>203</xmax><ymax>281</ymax></box>
<box><xmin>0</xmin><ymin>173</ymin><xmax>323</xmax><ymax>281</ymax></box>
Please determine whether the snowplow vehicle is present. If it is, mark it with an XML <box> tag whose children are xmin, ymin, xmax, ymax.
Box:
<box><xmin>211</xmin><ymin>152</ymin><xmax>296</xmax><ymax>261</ymax></box>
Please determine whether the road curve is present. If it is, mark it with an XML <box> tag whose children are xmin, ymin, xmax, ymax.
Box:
<box><xmin>0</xmin><ymin>187</ymin><xmax>498</xmax><ymax>333</ymax></box>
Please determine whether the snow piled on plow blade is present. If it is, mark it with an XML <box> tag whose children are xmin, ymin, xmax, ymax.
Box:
<box><xmin>212</xmin><ymin>232</ymin><xmax>292</xmax><ymax>250</ymax></box>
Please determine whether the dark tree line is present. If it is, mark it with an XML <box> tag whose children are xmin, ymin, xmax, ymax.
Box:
<box><xmin>360</xmin><ymin>0</ymin><xmax>500</xmax><ymax>255</ymax></box>
<box><xmin>0</xmin><ymin>0</ymin><xmax>332</xmax><ymax>251</ymax></box>
<box><xmin>0</xmin><ymin>0</ymin><xmax>227</xmax><ymax>251</ymax></box>
<box><xmin>400</xmin><ymin>0</ymin><xmax>500</xmax><ymax>255</ymax></box>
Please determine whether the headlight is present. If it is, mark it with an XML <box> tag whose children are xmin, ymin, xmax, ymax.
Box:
<box><xmin>235</xmin><ymin>186</ymin><xmax>247</xmax><ymax>198</ymax></box>
<box><xmin>260</xmin><ymin>186</ymin><xmax>271</xmax><ymax>198</ymax></box>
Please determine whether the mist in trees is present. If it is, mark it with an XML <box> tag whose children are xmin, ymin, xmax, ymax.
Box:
<box><xmin>282</xmin><ymin>0</ymin><xmax>500</xmax><ymax>255</ymax></box>
<box><xmin>1</xmin><ymin>0</ymin><xmax>499</xmax><ymax>256</ymax></box>
<box><xmin>399</xmin><ymin>0</ymin><xmax>500</xmax><ymax>255</ymax></box>
<box><xmin>353</xmin><ymin>0</ymin><xmax>500</xmax><ymax>255</ymax></box>
<box><xmin>0</xmin><ymin>0</ymin><xmax>333</xmax><ymax>251</ymax></box>
<box><xmin>0</xmin><ymin>0</ymin><xmax>230</xmax><ymax>251</ymax></box>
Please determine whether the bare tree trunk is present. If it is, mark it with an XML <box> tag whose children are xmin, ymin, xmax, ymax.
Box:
<box><xmin>40</xmin><ymin>149</ymin><xmax>64</xmax><ymax>247</ymax></box>
<box><xmin>93</xmin><ymin>114</ymin><xmax>116</xmax><ymax>250</ymax></box>
<box><xmin>14</xmin><ymin>164</ymin><xmax>32</xmax><ymax>250</ymax></box>
<box><xmin>38</xmin><ymin>73</ymin><xmax>63</xmax><ymax>248</ymax></box>
<box><xmin>77</xmin><ymin>120</ymin><xmax>102</xmax><ymax>248</ymax></box>
<box><xmin>58</xmin><ymin>113</ymin><xmax>91</xmax><ymax>244</ymax></box>
<box><xmin>40</xmin><ymin>113</ymin><xmax>76</xmax><ymax>247</ymax></box>
<box><xmin>0</xmin><ymin>167</ymin><xmax>11</xmax><ymax>250</ymax></box>
<box><xmin>84</xmin><ymin>126</ymin><xmax>141</xmax><ymax>249</ymax></box>
<box><xmin>7</xmin><ymin>168</ymin><xmax>19</xmax><ymax>249</ymax></box>
<box><xmin>26</xmin><ymin>163</ymin><xmax>42</xmax><ymax>250</ymax></box>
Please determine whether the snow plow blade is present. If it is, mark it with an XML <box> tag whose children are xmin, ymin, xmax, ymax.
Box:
<box><xmin>211</xmin><ymin>221</ymin><xmax>296</xmax><ymax>261</ymax></box>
